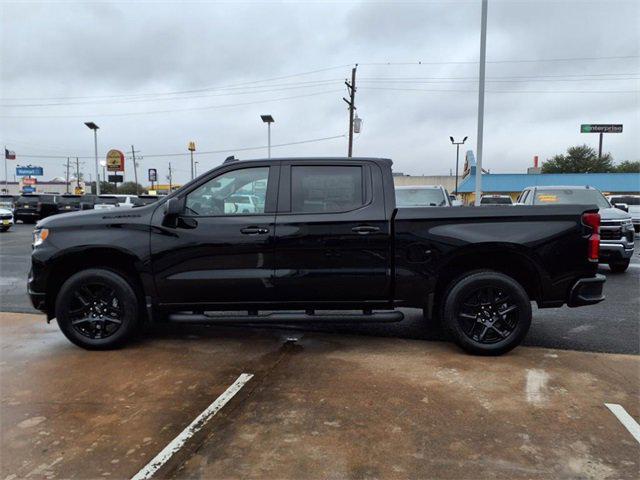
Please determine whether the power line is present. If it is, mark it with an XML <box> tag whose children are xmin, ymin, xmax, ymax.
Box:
<box><xmin>360</xmin><ymin>72</ymin><xmax>640</xmax><ymax>80</ymax></box>
<box><xmin>0</xmin><ymin>65</ymin><xmax>352</xmax><ymax>102</ymax></box>
<box><xmin>359</xmin><ymin>54</ymin><xmax>640</xmax><ymax>66</ymax></box>
<box><xmin>13</xmin><ymin>133</ymin><xmax>347</xmax><ymax>160</ymax></box>
<box><xmin>0</xmin><ymin>90</ymin><xmax>342</xmax><ymax>119</ymax></box>
<box><xmin>0</xmin><ymin>80</ymin><xmax>345</xmax><ymax>108</ymax></box>
<box><xmin>359</xmin><ymin>86</ymin><xmax>639</xmax><ymax>94</ymax></box>
<box><xmin>359</xmin><ymin>77</ymin><xmax>640</xmax><ymax>84</ymax></box>
<box><xmin>3</xmin><ymin>55</ymin><xmax>636</xmax><ymax>103</ymax></box>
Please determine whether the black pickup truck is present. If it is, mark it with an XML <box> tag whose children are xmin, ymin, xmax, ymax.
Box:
<box><xmin>29</xmin><ymin>157</ymin><xmax>605</xmax><ymax>354</ymax></box>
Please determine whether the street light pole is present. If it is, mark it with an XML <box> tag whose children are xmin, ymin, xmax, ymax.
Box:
<box><xmin>474</xmin><ymin>0</ymin><xmax>488</xmax><ymax>206</ymax></box>
<box><xmin>450</xmin><ymin>136</ymin><xmax>468</xmax><ymax>195</ymax></box>
<box><xmin>84</xmin><ymin>122</ymin><xmax>100</xmax><ymax>195</ymax></box>
<box><xmin>260</xmin><ymin>115</ymin><xmax>275</xmax><ymax>159</ymax></box>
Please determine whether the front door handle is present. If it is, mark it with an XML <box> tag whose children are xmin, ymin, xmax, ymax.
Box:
<box><xmin>240</xmin><ymin>226</ymin><xmax>270</xmax><ymax>235</ymax></box>
<box><xmin>352</xmin><ymin>225</ymin><xmax>381</xmax><ymax>235</ymax></box>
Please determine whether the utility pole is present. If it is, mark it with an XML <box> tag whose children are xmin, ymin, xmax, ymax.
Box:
<box><xmin>75</xmin><ymin>157</ymin><xmax>81</xmax><ymax>190</ymax></box>
<box><xmin>63</xmin><ymin>157</ymin><xmax>71</xmax><ymax>193</ymax></box>
<box><xmin>167</xmin><ymin>162</ymin><xmax>173</xmax><ymax>192</ymax></box>
<box><xmin>130</xmin><ymin>145</ymin><xmax>141</xmax><ymax>194</ymax></box>
<box><xmin>343</xmin><ymin>64</ymin><xmax>358</xmax><ymax>157</ymax></box>
<box><xmin>474</xmin><ymin>0</ymin><xmax>488</xmax><ymax>206</ymax></box>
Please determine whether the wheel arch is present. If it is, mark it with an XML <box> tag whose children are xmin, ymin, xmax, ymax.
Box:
<box><xmin>44</xmin><ymin>247</ymin><xmax>148</xmax><ymax>320</ymax></box>
<box><xmin>432</xmin><ymin>245</ymin><xmax>544</xmax><ymax>315</ymax></box>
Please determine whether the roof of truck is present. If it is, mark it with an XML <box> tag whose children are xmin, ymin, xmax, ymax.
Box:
<box><xmin>226</xmin><ymin>157</ymin><xmax>393</xmax><ymax>165</ymax></box>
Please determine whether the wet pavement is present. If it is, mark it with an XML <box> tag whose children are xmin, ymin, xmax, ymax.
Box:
<box><xmin>1</xmin><ymin>313</ymin><xmax>638</xmax><ymax>479</ymax></box>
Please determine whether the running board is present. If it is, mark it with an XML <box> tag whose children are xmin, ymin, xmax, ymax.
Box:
<box><xmin>168</xmin><ymin>310</ymin><xmax>404</xmax><ymax>324</ymax></box>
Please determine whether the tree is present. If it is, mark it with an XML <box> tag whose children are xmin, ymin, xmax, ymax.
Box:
<box><xmin>116</xmin><ymin>182</ymin><xmax>144</xmax><ymax>194</ymax></box>
<box><xmin>614</xmin><ymin>160</ymin><xmax>640</xmax><ymax>173</ymax></box>
<box><xmin>542</xmin><ymin>145</ymin><xmax>614</xmax><ymax>173</ymax></box>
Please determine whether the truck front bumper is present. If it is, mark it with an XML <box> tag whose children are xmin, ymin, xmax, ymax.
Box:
<box><xmin>599</xmin><ymin>241</ymin><xmax>634</xmax><ymax>261</ymax></box>
<box><xmin>567</xmin><ymin>274</ymin><xmax>606</xmax><ymax>307</ymax></box>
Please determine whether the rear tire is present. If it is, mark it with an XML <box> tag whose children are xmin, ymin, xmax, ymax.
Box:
<box><xmin>442</xmin><ymin>270</ymin><xmax>532</xmax><ymax>356</ymax></box>
<box><xmin>609</xmin><ymin>259</ymin><xmax>630</xmax><ymax>273</ymax></box>
<box><xmin>55</xmin><ymin>268</ymin><xmax>140</xmax><ymax>350</ymax></box>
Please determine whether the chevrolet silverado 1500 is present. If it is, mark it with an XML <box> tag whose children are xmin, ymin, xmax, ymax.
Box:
<box><xmin>29</xmin><ymin>157</ymin><xmax>605</xmax><ymax>355</ymax></box>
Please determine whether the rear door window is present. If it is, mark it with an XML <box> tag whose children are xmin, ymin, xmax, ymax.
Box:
<box><xmin>290</xmin><ymin>165</ymin><xmax>364</xmax><ymax>213</ymax></box>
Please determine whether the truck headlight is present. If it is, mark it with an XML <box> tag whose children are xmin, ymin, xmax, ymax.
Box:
<box><xmin>33</xmin><ymin>228</ymin><xmax>49</xmax><ymax>247</ymax></box>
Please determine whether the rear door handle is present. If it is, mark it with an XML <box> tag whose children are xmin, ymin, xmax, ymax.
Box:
<box><xmin>240</xmin><ymin>226</ymin><xmax>269</xmax><ymax>235</ymax></box>
<box><xmin>352</xmin><ymin>225</ymin><xmax>381</xmax><ymax>235</ymax></box>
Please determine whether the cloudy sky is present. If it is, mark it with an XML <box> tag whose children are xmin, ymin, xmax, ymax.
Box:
<box><xmin>1</xmin><ymin>0</ymin><xmax>638</xmax><ymax>185</ymax></box>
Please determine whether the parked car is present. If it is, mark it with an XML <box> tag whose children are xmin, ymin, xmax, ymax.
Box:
<box><xmin>607</xmin><ymin>195</ymin><xmax>640</xmax><ymax>232</ymax></box>
<box><xmin>224</xmin><ymin>194</ymin><xmax>264</xmax><ymax>213</ymax></box>
<box><xmin>31</xmin><ymin>157</ymin><xmax>604</xmax><ymax>355</ymax></box>
<box><xmin>0</xmin><ymin>194</ymin><xmax>16</xmax><ymax>210</ymax></box>
<box><xmin>37</xmin><ymin>194</ymin><xmax>59</xmax><ymax>219</ymax></box>
<box><xmin>92</xmin><ymin>195</ymin><xmax>121</xmax><ymax>210</ymax></box>
<box><xmin>13</xmin><ymin>194</ymin><xmax>41</xmax><ymax>223</ymax></box>
<box><xmin>56</xmin><ymin>194</ymin><xmax>83</xmax><ymax>213</ymax></box>
<box><xmin>136</xmin><ymin>195</ymin><xmax>160</xmax><ymax>206</ymax></box>
<box><xmin>0</xmin><ymin>207</ymin><xmax>14</xmax><ymax>232</ymax></box>
<box><xmin>517</xmin><ymin>185</ymin><xmax>634</xmax><ymax>272</ymax></box>
<box><xmin>480</xmin><ymin>194</ymin><xmax>513</xmax><ymax>205</ymax></box>
<box><xmin>395</xmin><ymin>185</ymin><xmax>452</xmax><ymax>207</ymax></box>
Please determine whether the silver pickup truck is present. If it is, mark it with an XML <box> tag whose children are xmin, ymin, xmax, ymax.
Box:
<box><xmin>517</xmin><ymin>185</ymin><xmax>635</xmax><ymax>272</ymax></box>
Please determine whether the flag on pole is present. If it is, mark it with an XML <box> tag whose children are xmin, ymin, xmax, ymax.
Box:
<box><xmin>4</xmin><ymin>149</ymin><xmax>16</xmax><ymax>160</ymax></box>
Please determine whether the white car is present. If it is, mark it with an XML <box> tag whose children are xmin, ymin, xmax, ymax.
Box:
<box><xmin>480</xmin><ymin>194</ymin><xmax>513</xmax><ymax>205</ymax></box>
<box><xmin>224</xmin><ymin>194</ymin><xmax>264</xmax><ymax>214</ymax></box>
<box><xmin>93</xmin><ymin>195</ymin><xmax>139</xmax><ymax>210</ymax></box>
<box><xmin>395</xmin><ymin>185</ymin><xmax>454</xmax><ymax>207</ymax></box>
<box><xmin>608</xmin><ymin>195</ymin><xmax>640</xmax><ymax>232</ymax></box>
<box><xmin>0</xmin><ymin>207</ymin><xmax>14</xmax><ymax>232</ymax></box>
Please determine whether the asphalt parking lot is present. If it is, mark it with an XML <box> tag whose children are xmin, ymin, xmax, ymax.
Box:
<box><xmin>1</xmin><ymin>223</ymin><xmax>639</xmax><ymax>479</ymax></box>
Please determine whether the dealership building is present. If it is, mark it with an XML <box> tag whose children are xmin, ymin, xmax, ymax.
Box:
<box><xmin>455</xmin><ymin>151</ymin><xmax>640</xmax><ymax>204</ymax></box>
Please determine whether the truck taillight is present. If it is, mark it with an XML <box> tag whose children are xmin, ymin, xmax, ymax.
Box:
<box><xmin>582</xmin><ymin>212</ymin><xmax>600</xmax><ymax>262</ymax></box>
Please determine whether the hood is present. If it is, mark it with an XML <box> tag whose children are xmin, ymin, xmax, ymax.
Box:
<box><xmin>0</xmin><ymin>207</ymin><xmax>12</xmax><ymax>215</ymax></box>
<box><xmin>37</xmin><ymin>204</ymin><xmax>158</xmax><ymax>229</ymax></box>
<box><xmin>598</xmin><ymin>207</ymin><xmax>632</xmax><ymax>221</ymax></box>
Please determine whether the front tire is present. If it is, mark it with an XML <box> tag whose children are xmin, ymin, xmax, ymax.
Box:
<box><xmin>55</xmin><ymin>268</ymin><xmax>140</xmax><ymax>350</ymax></box>
<box><xmin>609</xmin><ymin>259</ymin><xmax>630</xmax><ymax>273</ymax></box>
<box><xmin>442</xmin><ymin>270</ymin><xmax>532</xmax><ymax>356</ymax></box>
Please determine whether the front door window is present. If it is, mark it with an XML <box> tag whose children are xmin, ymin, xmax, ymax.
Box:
<box><xmin>185</xmin><ymin>167</ymin><xmax>269</xmax><ymax>216</ymax></box>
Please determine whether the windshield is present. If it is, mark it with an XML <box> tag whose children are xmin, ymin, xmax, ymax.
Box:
<box><xmin>96</xmin><ymin>196</ymin><xmax>119</xmax><ymax>205</ymax></box>
<box><xmin>59</xmin><ymin>196</ymin><xmax>81</xmax><ymax>206</ymax></box>
<box><xmin>533</xmin><ymin>189</ymin><xmax>610</xmax><ymax>209</ymax></box>
<box><xmin>481</xmin><ymin>196</ymin><xmax>512</xmax><ymax>205</ymax></box>
<box><xmin>609</xmin><ymin>196</ymin><xmax>640</xmax><ymax>206</ymax></box>
<box><xmin>396</xmin><ymin>188</ymin><xmax>447</xmax><ymax>207</ymax></box>
<box><xmin>16</xmin><ymin>196</ymin><xmax>39</xmax><ymax>206</ymax></box>
<box><xmin>137</xmin><ymin>196</ymin><xmax>159</xmax><ymax>205</ymax></box>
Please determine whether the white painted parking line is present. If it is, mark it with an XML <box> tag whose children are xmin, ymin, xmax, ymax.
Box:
<box><xmin>605</xmin><ymin>403</ymin><xmax>640</xmax><ymax>444</ymax></box>
<box><xmin>131</xmin><ymin>373</ymin><xmax>254</xmax><ymax>480</ymax></box>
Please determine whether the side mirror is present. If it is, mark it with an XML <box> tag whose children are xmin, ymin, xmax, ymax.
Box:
<box><xmin>162</xmin><ymin>197</ymin><xmax>184</xmax><ymax>227</ymax></box>
<box><xmin>613</xmin><ymin>203</ymin><xmax>629</xmax><ymax>212</ymax></box>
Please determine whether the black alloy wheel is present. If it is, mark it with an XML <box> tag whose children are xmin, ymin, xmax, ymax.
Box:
<box><xmin>441</xmin><ymin>270</ymin><xmax>532</xmax><ymax>355</ymax></box>
<box><xmin>67</xmin><ymin>283</ymin><xmax>124</xmax><ymax>340</ymax></box>
<box><xmin>56</xmin><ymin>268</ymin><xmax>139</xmax><ymax>349</ymax></box>
<box><xmin>457</xmin><ymin>286</ymin><xmax>519</xmax><ymax>344</ymax></box>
